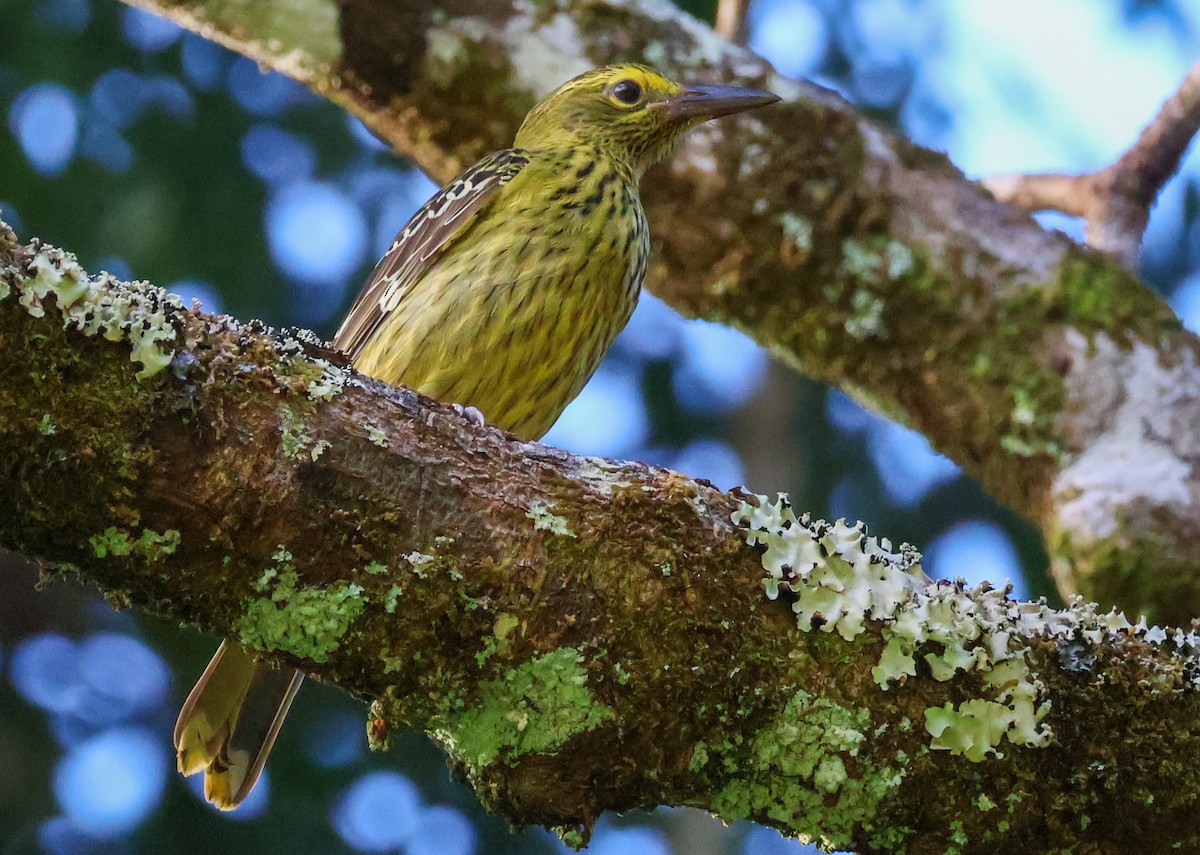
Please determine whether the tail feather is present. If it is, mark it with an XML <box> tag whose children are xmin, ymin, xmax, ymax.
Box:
<box><xmin>174</xmin><ymin>641</ymin><xmax>304</xmax><ymax>810</ymax></box>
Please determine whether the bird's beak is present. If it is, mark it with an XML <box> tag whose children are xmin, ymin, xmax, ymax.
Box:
<box><xmin>661</xmin><ymin>84</ymin><xmax>781</xmax><ymax>122</ymax></box>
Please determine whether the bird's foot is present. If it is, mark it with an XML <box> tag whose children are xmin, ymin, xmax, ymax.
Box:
<box><xmin>452</xmin><ymin>403</ymin><xmax>487</xmax><ymax>428</ymax></box>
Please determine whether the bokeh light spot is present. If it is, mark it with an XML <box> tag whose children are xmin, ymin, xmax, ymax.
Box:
<box><xmin>54</xmin><ymin>727</ymin><xmax>167</xmax><ymax>837</ymax></box>
<box><xmin>11</xmin><ymin>633</ymin><xmax>81</xmax><ymax>711</ymax></box>
<box><xmin>615</xmin><ymin>292</ymin><xmax>682</xmax><ymax>361</ymax></box>
<box><xmin>406</xmin><ymin>805</ymin><xmax>477</xmax><ymax>855</ymax></box>
<box><xmin>227</xmin><ymin>57</ymin><xmax>313</xmax><ymax>115</ymax></box>
<box><xmin>749</xmin><ymin>0</ymin><xmax>827</xmax><ymax>78</ymax></box>
<box><xmin>121</xmin><ymin>6</ymin><xmax>183</xmax><ymax>52</ymax></box>
<box><xmin>673</xmin><ymin>438</ymin><xmax>746</xmax><ymax>491</ymax></box>
<box><xmin>9</xmin><ymin>83</ymin><xmax>79</xmax><ymax>176</ymax></box>
<box><xmin>926</xmin><ymin>520</ymin><xmax>1026</xmax><ymax>597</ymax></box>
<box><xmin>543</xmin><ymin>363</ymin><xmax>649</xmax><ymax>457</ymax></box>
<box><xmin>266</xmin><ymin>181</ymin><xmax>367</xmax><ymax>286</ymax></box>
<box><xmin>673</xmin><ymin>320</ymin><xmax>768</xmax><ymax>415</ymax></box>
<box><xmin>78</xmin><ymin>633</ymin><xmax>170</xmax><ymax>722</ymax></box>
<box><xmin>302</xmin><ymin>707</ymin><xmax>365</xmax><ymax>769</ymax></box>
<box><xmin>332</xmin><ymin>770</ymin><xmax>422</xmax><ymax>853</ymax></box>
<box><xmin>741</xmin><ymin>825</ymin><xmax>823</xmax><ymax>854</ymax></box>
<box><xmin>585</xmin><ymin>825</ymin><xmax>671</xmax><ymax>855</ymax></box>
<box><xmin>181</xmin><ymin>33</ymin><xmax>228</xmax><ymax>91</ymax></box>
<box><xmin>241</xmin><ymin>123</ymin><xmax>317</xmax><ymax>185</ymax></box>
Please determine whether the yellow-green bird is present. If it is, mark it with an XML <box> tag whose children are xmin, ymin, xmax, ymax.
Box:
<box><xmin>174</xmin><ymin>63</ymin><xmax>778</xmax><ymax>809</ymax></box>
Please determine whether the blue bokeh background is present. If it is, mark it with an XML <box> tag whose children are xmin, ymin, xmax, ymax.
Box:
<box><xmin>2</xmin><ymin>0</ymin><xmax>1200</xmax><ymax>852</ymax></box>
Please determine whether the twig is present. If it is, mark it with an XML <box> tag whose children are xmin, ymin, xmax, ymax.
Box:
<box><xmin>715</xmin><ymin>0</ymin><xmax>750</xmax><ymax>45</ymax></box>
<box><xmin>984</xmin><ymin>56</ymin><xmax>1200</xmax><ymax>267</ymax></box>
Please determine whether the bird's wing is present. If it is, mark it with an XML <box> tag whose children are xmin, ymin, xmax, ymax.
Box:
<box><xmin>334</xmin><ymin>149</ymin><xmax>531</xmax><ymax>361</ymax></box>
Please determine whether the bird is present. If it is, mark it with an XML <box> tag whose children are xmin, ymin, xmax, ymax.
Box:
<box><xmin>173</xmin><ymin>63</ymin><xmax>779</xmax><ymax>810</ymax></box>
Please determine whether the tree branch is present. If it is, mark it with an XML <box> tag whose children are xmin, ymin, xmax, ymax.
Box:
<box><xmin>6</xmin><ymin>221</ymin><xmax>1200</xmax><ymax>853</ymax></box>
<box><xmin>984</xmin><ymin>56</ymin><xmax>1200</xmax><ymax>267</ymax></box>
<box><xmin>714</xmin><ymin>0</ymin><xmax>750</xmax><ymax>45</ymax></box>
<box><xmin>116</xmin><ymin>0</ymin><xmax>1200</xmax><ymax>628</ymax></box>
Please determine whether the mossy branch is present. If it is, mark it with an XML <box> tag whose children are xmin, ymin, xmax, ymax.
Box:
<box><xmin>6</xmin><ymin>224</ymin><xmax>1200</xmax><ymax>853</ymax></box>
<box><xmin>120</xmin><ymin>0</ymin><xmax>1200</xmax><ymax>628</ymax></box>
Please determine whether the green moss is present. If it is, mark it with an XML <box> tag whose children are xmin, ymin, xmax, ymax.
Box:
<box><xmin>1052</xmin><ymin>252</ymin><xmax>1179</xmax><ymax>335</ymax></box>
<box><xmin>434</xmin><ymin>648</ymin><xmax>614</xmax><ymax>774</ymax></box>
<box><xmin>237</xmin><ymin>547</ymin><xmax>366</xmax><ymax>662</ymax></box>
<box><xmin>202</xmin><ymin>0</ymin><xmax>342</xmax><ymax>66</ymax></box>
<box><xmin>90</xmin><ymin>526</ymin><xmax>181</xmax><ymax>562</ymax></box>
<box><xmin>705</xmin><ymin>690</ymin><xmax>907</xmax><ymax>849</ymax></box>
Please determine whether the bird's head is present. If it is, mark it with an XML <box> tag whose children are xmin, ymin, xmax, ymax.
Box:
<box><xmin>514</xmin><ymin>64</ymin><xmax>779</xmax><ymax>177</ymax></box>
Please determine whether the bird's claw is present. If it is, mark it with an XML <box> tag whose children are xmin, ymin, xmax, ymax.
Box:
<box><xmin>452</xmin><ymin>403</ymin><xmax>487</xmax><ymax>428</ymax></box>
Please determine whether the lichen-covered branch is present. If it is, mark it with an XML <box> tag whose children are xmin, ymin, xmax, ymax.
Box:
<box><xmin>985</xmin><ymin>55</ymin><xmax>1200</xmax><ymax>267</ymax></box>
<box><xmin>6</xmin><ymin>224</ymin><xmax>1200</xmax><ymax>852</ymax></box>
<box><xmin>116</xmin><ymin>0</ymin><xmax>1200</xmax><ymax>628</ymax></box>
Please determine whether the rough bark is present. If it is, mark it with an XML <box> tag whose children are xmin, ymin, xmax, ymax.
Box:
<box><xmin>6</xmin><ymin>218</ymin><xmax>1200</xmax><ymax>853</ymax></box>
<box><xmin>121</xmin><ymin>0</ymin><xmax>1200</xmax><ymax>628</ymax></box>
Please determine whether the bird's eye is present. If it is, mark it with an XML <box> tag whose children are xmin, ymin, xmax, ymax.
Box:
<box><xmin>611</xmin><ymin>79</ymin><xmax>643</xmax><ymax>105</ymax></box>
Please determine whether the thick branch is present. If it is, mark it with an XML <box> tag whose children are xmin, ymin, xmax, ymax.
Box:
<box><xmin>985</xmin><ymin>56</ymin><xmax>1200</xmax><ymax>267</ymax></box>
<box><xmin>6</xmin><ymin>222</ymin><xmax>1200</xmax><ymax>852</ymax></box>
<box><xmin>117</xmin><ymin>0</ymin><xmax>1200</xmax><ymax>627</ymax></box>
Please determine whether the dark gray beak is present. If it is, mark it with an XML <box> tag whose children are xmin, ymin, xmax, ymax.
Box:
<box><xmin>663</xmin><ymin>84</ymin><xmax>781</xmax><ymax>122</ymax></box>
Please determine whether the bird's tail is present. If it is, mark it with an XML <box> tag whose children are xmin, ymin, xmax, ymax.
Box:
<box><xmin>174</xmin><ymin>641</ymin><xmax>304</xmax><ymax>810</ymax></box>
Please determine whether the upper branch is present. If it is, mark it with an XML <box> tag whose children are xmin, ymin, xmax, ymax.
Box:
<box><xmin>118</xmin><ymin>0</ymin><xmax>1200</xmax><ymax>627</ymax></box>
<box><xmin>985</xmin><ymin>56</ymin><xmax>1200</xmax><ymax>267</ymax></box>
<box><xmin>5</xmin><ymin>222</ymin><xmax>1200</xmax><ymax>853</ymax></box>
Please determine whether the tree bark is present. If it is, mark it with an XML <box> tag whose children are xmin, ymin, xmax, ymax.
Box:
<box><xmin>5</xmin><ymin>218</ymin><xmax>1200</xmax><ymax>853</ymax></box>
<box><xmin>123</xmin><ymin>0</ymin><xmax>1200</xmax><ymax>628</ymax></box>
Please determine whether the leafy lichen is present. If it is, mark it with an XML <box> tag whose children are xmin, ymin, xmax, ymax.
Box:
<box><xmin>237</xmin><ymin>546</ymin><xmax>366</xmax><ymax>663</ymax></box>
<box><xmin>733</xmin><ymin>494</ymin><xmax>1055</xmax><ymax>763</ymax></box>
<box><xmin>526</xmin><ymin>499</ymin><xmax>575</xmax><ymax>537</ymax></box>
<box><xmin>705</xmin><ymin>690</ymin><xmax>907</xmax><ymax>850</ymax></box>
<box><xmin>90</xmin><ymin>526</ymin><xmax>181</xmax><ymax>562</ymax></box>
<box><xmin>433</xmin><ymin>648</ymin><xmax>613</xmax><ymax>774</ymax></box>
<box><xmin>4</xmin><ymin>240</ymin><xmax>183</xmax><ymax>379</ymax></box>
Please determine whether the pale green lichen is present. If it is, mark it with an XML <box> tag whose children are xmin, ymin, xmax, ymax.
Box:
<box><xmin>306</xmin><ymin>358</ymin><xmax>351</xmax><ymax>401</ymax></box>
<box><xmin>737</xmin><ymin>495</ymin><xmax>1200</xmax><ymax>769</ymax></box>
<box><xmin>839</xmin><ymin>236</ymin><xmax>915</xmax><ymax>286</ymax></box>
<box><xmin>366</xmin><ymin>425</ymin><xmax>389</xmax><ymax>448</ymax></box>
<box><xmin>90</xmin><ymin>527</ymin><xmax>181</xmax><ymax>562</ymax></box>
<box><xmin>237</xmin><ymin>546</ymin><xmax>365</xmax><ymax>662</ymax></box>
<box><xmin>405</xmin><ymin>551</ymin><xmax>434</xmax><ymax>579</ymax></box>
<box><xmin>36</xmin><ymin>413</ymin><xmax>57</xmax><ymax>436</ymax></box>
<box><xmin>779</xmin><ymin>212</ymin><xmax>813</xmax><ymax>263</ymax></box>
<box><xmin>6</xmin><ymin>242</ymin><xmax>182</xmax><ymax>378</ymax></box>
<box><xmin>432</xmin><ymin>648</ymin><xmax>613</xmax><ymax>774</ymax></box>
<box><xmin>526</xmin><ymin>499</ymin><xmax>575</xmax><ymax>537</ymax></box>
<box><xmin>383</xmin><ymin>585</ymin><xmax>403</xmax><ymax>614</ymax></box>
<box><xmin>279</xmin><ymin>404</ymin><xmax>327</xmax><ymax>461</ymax></box>
<box><xmin>1000</xmin><ymin>387</ymin><xmax>1064</xmax><ymax>460</ymax></box>
<box><xmin>733</xmin><ymin>494</ymin><xmax>1054</xmax><ymax>762</ymax></box>
<box><xmin>707</xmin><ymin>691</ymin><xmax>906</xmax><ymax>850</ymax></box>
<box><xmin>845</xmin><ymin>289</ymin><xmax>887</xmax><ymax>340</ymax></box>
<box><xmin>364</xmin><ymin>561</ymin><xmax>388</xmax><ymax>575</ymax></box>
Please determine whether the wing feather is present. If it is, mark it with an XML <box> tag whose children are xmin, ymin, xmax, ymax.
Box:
<box><xmin>334</xmin><ymin>149</ymin><xmax>530</xmax><ymax>361</ymax></box>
